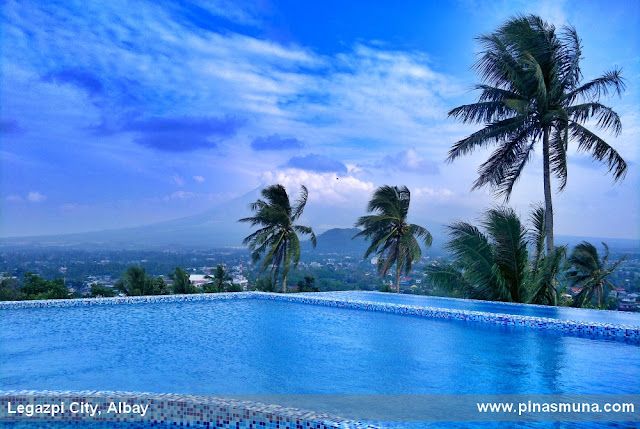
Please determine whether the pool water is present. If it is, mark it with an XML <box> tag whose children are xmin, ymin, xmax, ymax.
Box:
<box><xmin>1</xmin><ymin>298</ymin><xmax>638</xmax><ymax>396</ymax></box>
<box><xmin>308</xmin><ymin>291</ymin><xmax>640</xmax><ymax>326</ymax></box>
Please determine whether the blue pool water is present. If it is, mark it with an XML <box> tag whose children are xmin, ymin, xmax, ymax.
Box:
<box><xmin>308</xmin><ymin>291</ymin><xmax>640</xmax><ymax>326</ymax></box>
<box><xmin>1</xmin><ymin>298</ymin><xmax>638</xmax><ymax>396</ymax></box>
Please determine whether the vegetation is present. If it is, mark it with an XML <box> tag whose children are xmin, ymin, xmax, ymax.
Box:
<box><xmin>239</xmin><ymin>184</ymin><xmax>317</xmax><ymax>293</ymax></box>
<box><xmin>566</xmin><ymin>241</ymin><xmax>626</xmax><ymax>308</ymax></box>
<box><xmin>354</xmin><ymin>185</ymin><xmax>432</xmax><ymax>293</ymax></box>
<box><xmin>88</xmin><ymin>283</ymin><xmax>116</xmax><ymax>298</ymax></box>
<box><xmin>296</xmin><ymin>276</ymin><xmax>318</xmax><ymax>292</ymax></box>
<box><xmin>447</xmin><ymin>14</ymin><xmax>627</xmax><ymax>254</ymax></box>
<box><xmin>424</xmin><ymin>206</ymin><xmax>565</xmax><ymax>304</ymax></box>
<box><xmin>170</xmin><ymin>266</ymin><xmax>197</xmax><ymax>294</ymax></box>
<box><xmin>0</xmin><ymin>277</ymin><xmax>23</xmax><ymax>301</ymax></box>
<box><xmin>205</xmin><ymin>264</ymin><xmax>233</xmax><ymax>293</ymax></box>
<box><xmin>115</xmin><ymin>266</ymin><xmax>170</xmax><ymax>296</ymax></box>
<box><xmin>253</xmin><ymin>276</ymin><xmax>276</xmax><ymax>292</ymax></box>
<box><xmin>19</xmin><ymin>272</ymin><xmax>69</xmax><ymax>300</ymax></box>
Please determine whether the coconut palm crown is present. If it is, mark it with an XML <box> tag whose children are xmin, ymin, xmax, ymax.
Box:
<box><xmin>354</xmin><ymin>185</ymin><xmax>432</xmax><ymax>293</ymax></box>
<box><xmin>424</xmin><ymin>205</ymin><xmax>565</xmax><ymax>304</ymax></box>
<box><xmin>566</xmin><ymin>241</ymin><xmax>625</xmax><ymax>308</ymax></box>
<box><xmin>447</xmin><ymin>14</ymin><xmax>627</xmax><ymax>254</ymax></box>
<box><xmin>239</xmin><ymin>184</ymin><xmax>316</xmax><ymax>293</ymax></box>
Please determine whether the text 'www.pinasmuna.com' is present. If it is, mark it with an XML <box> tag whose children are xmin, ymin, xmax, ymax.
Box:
<box><xmin>477</xmin><ymin>401</ymin><xmax>635</xmax><ymax>416</ymax></box>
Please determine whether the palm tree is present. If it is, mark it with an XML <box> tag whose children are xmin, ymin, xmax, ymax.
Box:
<box><xmin>170</xmin><ymin>266</ymin><xmax>196</xmax><ymax>294</ymax></box>
<box><xmin>239</xmin><ymin>184</ymin><xmax>317</xmax><ymax>293</ymax></box>
<box><xmin>205</xmin><ymin>264</ymin><xmax>233</xmax><ymax>293</ymax></box>
<box><xmin>424</xmin><ymin>206</ymin><xmax>565</xmax><ymax>304</ymax></box>
<box><xmin>527</xmin><ymin>204</ymin><xmax>566</xmax><ymax>305</ymax></box>
<box><xmin>566</xmin><ymin>241</ymin><xmax>625</xmax><ymax>308</ymax></box>
<box><xmin>116</xmin><ymin>266</ymin><xmax>153</xmax><ymax>296</ymax></box>
<box><xmin>354</xmin><ymin>185</ymin><xmax>432</xmax><ymax>293</ymax></box>
<box><xmin>447</xmin><ymin>15</ymin><xmax>627</xmax><ymax>254</ymax></box>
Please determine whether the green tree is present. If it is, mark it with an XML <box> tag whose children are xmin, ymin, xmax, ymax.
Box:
<box><xmin>0</xmin><ymin>277</ymin><xmax>23</xmax><ymax>301</ymax></box>
<box><xmin>354</xmin><ymin>185</ymin><xmax>432</xmax><ymax>293</ymax></box>
<box><xmin>527</xmin><ymin>204</ymin><xmax>566</xmax><ymax>305</ymax></box>
<box><xmin>424</xmin><ymin>206</ymin><xmax>565</xmax><ymax>303</ymax></box>
<box><xmin>254</xmin><ymin>276</ymin><xmax>276</xmax><ymax>292</ymax></box>
<box><xmin>170</xmin><ymin>266</ymin><xmax>197</xmax><ymax>294</ymax></box>
<box><xmin>151</xmin><ymin>276</ymin><xmax>171</xmax><ymax>295</ymax></box>
<box><xmin>87</xmin><ymin>283</ymin><xmax>116</xmax><ymax>298</ymax></box>
<box><xmin>239</xmin><ymin>184</ymin><xmax>317</xmax><ymax>293</ymax></box>
<box><xmin>21</xmin><ymin>272</ymin><xmax>70</xmax><ymax>300</ymax></box>
<box><xmin>566</xmin><ymin>241</ymin><xmax>625</xmax><ymax>308</ymax></box>
<box><xmin>205</xmin><ymin>265</ymin><xmax>232</xmax><ymax>293</ymax></box>
<box><xmin>447</xmin><ymin>15</ymin><xmax>627</xmax><ymax>254</ymax></box>
<box><xmin>297</xmin><ymin>276</ymin><xmax>318</xmax><ymax>292</ymax></box>
<box><xmin>116</xmin><ymin>266</ymin><xmax>154</xmax><ymax>296</ymax></box>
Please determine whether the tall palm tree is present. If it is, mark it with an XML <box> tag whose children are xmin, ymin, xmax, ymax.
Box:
<box><xmin>424</xmin><ymin>206</ymin><xmax>565</xmax><ymax>304</ymax></box>
<box><xmin>354</xmin><ymin>185</ymin><xmax>432</xmax><ymax>293</ymax></box>
<box><xmin>566</xmin><ymin>241</ymin><xmax>625</xmax><ymax>308</ymax></box>
<box><xmin>447</xmin><ymin>15</ymin><xmax>627</xmax><ymax>254</ymax></box>
<box><xmin>239</xmin><ymin>184</ymin><xmax>317</xmax><ymax>293</ymax></box>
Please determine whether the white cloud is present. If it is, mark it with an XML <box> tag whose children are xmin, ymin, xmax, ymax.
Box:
<box><xmin>27</xmin><ymin>191</ymin><xmax>46</xmax><ymax>202</ymax></box>
<box><xmin>193</xmin><ymin>175</ymin><xmax>205</xmax><ymax>183</ymax></box>
<box><xmin>260</xmin><ymin>169</ymin><xmax>375</xmax><ymax>206</ymax></box>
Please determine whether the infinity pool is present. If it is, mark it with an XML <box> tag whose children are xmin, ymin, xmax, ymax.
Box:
<box><xmin>1</xmin><ymin>297</ymin><xmax>638</xmax><ymax>396</ymax></box>
<box><xmin>310</xmin><ymin>291</ymin><xmax>640</xmax><ymax>326</ymax></box>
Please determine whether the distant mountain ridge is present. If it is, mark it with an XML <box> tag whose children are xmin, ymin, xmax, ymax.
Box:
<box><xmin>1</xmin><ymin>193</ymin><xmax>638</xmax><ymax>256</ymax></box>
<box><xmin>304</xmin><ymin>228</ymin><xmax>367</xmax><ymax>254</ymax></box>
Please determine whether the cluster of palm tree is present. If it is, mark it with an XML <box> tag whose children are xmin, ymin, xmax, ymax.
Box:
<box><xmin>424</xmin><ymin>205</ymin><xmax>564</xmax><ymax>305</ymax></box>
<box><xmin>424</xmin><ymin>209</ymin><xmax>625</xmax><ymax>308</ymax></box>
<box><xmin>239</xmin><ymin>15</ymin><xmax>628</xmax><ymax>308</ymax></box>
<box><xmin>240</xmin><ymin>183</ymin><xmax>432</xmax><ymax>294</ymax></box>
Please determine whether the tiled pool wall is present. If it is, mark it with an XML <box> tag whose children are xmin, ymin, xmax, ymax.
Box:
<box><xmin>0</xmin><ymin>291</ymin><xmax>638</xmax><ymax>343</ymax></box>
<box><xmin>0</xmin><ymin>391</ymin><xmax>372</xmax><ymax>429</ymax></box>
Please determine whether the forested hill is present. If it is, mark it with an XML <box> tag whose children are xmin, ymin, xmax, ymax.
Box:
<box><xmin>303</xmin><ymin>228</ymin><xmax>447</xmax><ymax>256</ymax></box>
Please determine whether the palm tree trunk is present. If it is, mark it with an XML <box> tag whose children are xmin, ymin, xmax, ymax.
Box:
<box><xmin>542</xmin><ymin>127</ymin><xmax>554</xmax><ymax>254</ymax></box>
<box><xmin>282</xmin><ymin>240</ymin><xmax>287</xmax><ymax>293</ymax></box>
<box><xmin>597</xmin><ymin>281</ymin><xmax>603</xmax><ymax>307</ymax></box>
<box><xmin>395</xmin><ymin>262</ymin><xmax>402</xmax><ymax>293</ymax></box>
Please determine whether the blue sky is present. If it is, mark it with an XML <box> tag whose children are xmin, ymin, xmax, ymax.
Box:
<box><xmin>1</xmin><ymin>0</ymin><xmax>639</xmax><ymax>241</ymax></box>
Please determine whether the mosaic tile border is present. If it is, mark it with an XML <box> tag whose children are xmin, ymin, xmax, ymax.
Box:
<box><xmin>1</xmin><ymin>291</ymin><xmax>638</xmax><ymax>342</ymax></box>
<box><xmin>0</xmin><ymin>390</ymin><xmax>376</xmax><ymax>428</ymax></box>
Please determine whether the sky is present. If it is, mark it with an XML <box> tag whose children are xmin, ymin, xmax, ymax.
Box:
<box><xmin>1</xmin><ymin>0</ymin><xmax>639</xmax><ymax>241</ymax></box>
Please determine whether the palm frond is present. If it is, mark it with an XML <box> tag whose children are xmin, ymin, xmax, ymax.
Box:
<box><xmin>563</xmin><ymin>69</ymin><xmax>626</xmax><ymax>104</ymax></box>
<box><xmin>569</xmin><ymin>123</ymin><xmax>627</xmax><ymax>181</ymax></box>
<box><xmin>447</xmin><ymin>115</ymin><xmax>528</xmax><ymax>162</ymax></box>
<box><xmin>291</xmin><ymin>185</ymin><xmax>308</xmax><ymax>221</ymax></box>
